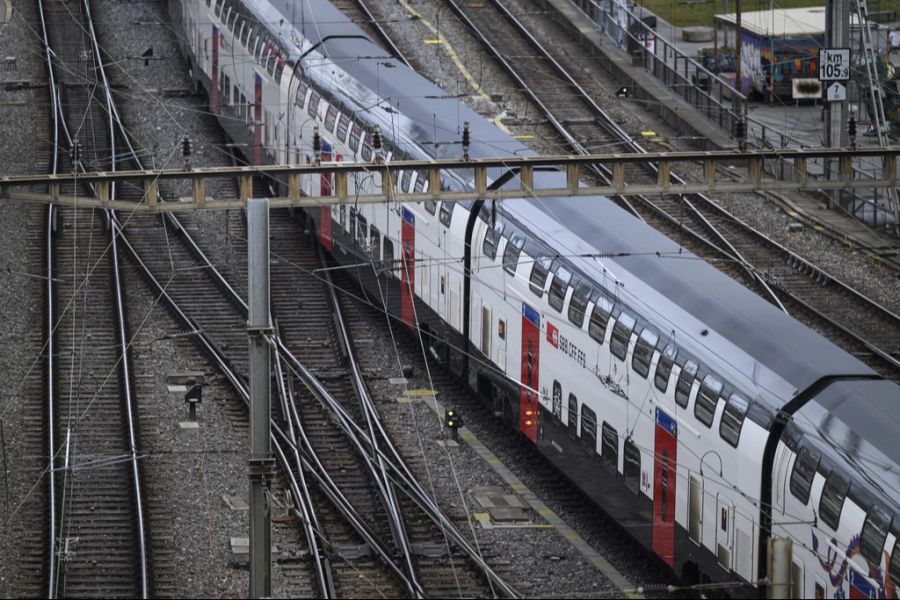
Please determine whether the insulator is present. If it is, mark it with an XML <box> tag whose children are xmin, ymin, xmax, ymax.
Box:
<box><xmin>848</xmin><ymin>116</ymin><xmax>857</xmax><ymax>146</ymax></box>
<box><xmin>70</xmin><ymin>139</ymin><xmax>81</xmax><ymax>164</ymax></box>
<box><xmin>312</xmin><ymin>125</ymin><xmax>321</xmax><ymax>164</ymax></box>
<box><xmin>181</xmin><ymin>135</ymin><xmax>192</xmax><ymax>158</ymax></box>
<box><xmin>462</xmin><ymin>121</ymin><xmax>470</xmax><ymax>161</ymax></box>
<box><xmin>372</xmin><ymin>125</ymin><xmax>382</xmax><ymax>152</ymax></box>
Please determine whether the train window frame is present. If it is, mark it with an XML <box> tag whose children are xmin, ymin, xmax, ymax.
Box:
<box><xmin>675</xmin><ymin>360</ymin><xmax>698</xmax><ymax>408</ymax></box>
<box><xmin>860</xmin><ymin>504</ymin><xmax>892</xmax><ymax>564</ymax></box>
<box><xmin>383</xmin><ymin>237</ymin><xmax>395</xmax><ymax>277</ymax></box>
<box><xmin>337</xmin><ymin>114</ymin><xmax>351</xmax><ymax>142</ymax></box>
<box><xmin>439</xmin><ymin>202</ymin><xmax>454</xmax><ymax>227</ymax></box>
<box><xmin>890</xmin><ymin>538</ymin><xmax>900</xmax><ymax>588</ymax></box>
<box><xmin>529</xmin><ymin>256</ymin><xmax>551</xmax><ymax>298</ymax></box>
<box><xmin>369</xmin><ymin>226</ymin><xmax>381</xmax><ymax>259</ymax></box>
<box><xmin>567</xmin><ymin>280</ymin><xmax>592</xmax><ymax>328</ymax></box>
<box><xmin>694</xmin><ymin>374</ymin><xmax>723</xmax><ymax>428</ymax></box>
<box><xmin>588</xmin><ymin>295</ymin><xmax>615</xmax><ymax>345</ymax></box>
<box><xmin>550</xmin><ymin>381</ymin><xmax>562</xmax><ymax>421</ymax></box>
<box><xmin>580</xmin><ymin>404</ymin><xmax>597</xmax><ymax>449</ymax></box>
<box><xmin>719</xmin><ymin>393</ymin><xmax>749</xmax><ymax>447</ymax></box>
<box><xmin>349</xmin><ymin>124</ymin><xmax>362</xmax><ymax>153</ymax></box>
<box><xmin>241</xmin><ymin>20</ymin><xmax>252</xmax><ymax>46</ymax></box>
<box><xmin>413</xmin><ymin>170</ymin><xmax>427</xmax><ymax>194</ymax></box>
<box><xmin>423</xmin><ymin>199</ymin><xmax>437</xmax><ymax>215</ymax></box>
<box><xmin>308</xmin><ymin>91</ymin><xmax>321</xmax><ymax>119</ymax></box>
<box><xmin>601</xmin><ymin>422</ymin><xmax>618</xmax><ymax>472</ymax></box>
<box><xmin>818</xmin><ymin>471</ymin><xmax>850</xmax><ymax>531</ymax></box>
<box><xmin>324</xmin><ymin>105</ymin><xmax>338</xmax><ymax>133</ymax></box>
<box><xmin>654</xmin><ymin>343</ymin><xmax>677</xmax><ymax>393</ymax></box>
<box><xmin>482</xmin><ymin>222</ymin><xmax>503</xmax><ymax>260</ymax></box>
<box><xmin>360</xmin><ymin>132</ymin><xmax>373</xmax><ymax>162</ymax></box>
<box><xmin>631</xmin><ymin>327</ymin><xmax>659</xmax><ymax>379</ymax></box>
<box><xmin>400</xmin><ymin>170</ymin><xmax>412</xmax><ymax>193</ymax></box>
<box><xmin>503</xmin><ymin>233</ymin><xmax>524</xmax><ymax>276</ymax></box>
<box><xmin>548</xmin><ymin>264</ymin><xmax>572</xmax><ymax>313</ymax></box>
<box><xmin>295</xmin><ymin>79</ymin><xmax>309</xmax><ymax>108</ymax></box>
<box><xmin>610</xmin><ymin>312</ymin><xmax>636</xmax><ymax>361</ymax></box>
<box><xmin>624</xmin><ymin>440</ymin><xmax>640</xmax><ymax>493</ymax></box>
<box><xmin>567</xmin><ymin>393</ymin><xmax>578</xmax><ymax>436</ymax></box>
<box><xmin>215</xmin><ymin>0</ymin><xmax>224</xmax><ymax>18</ymax></box>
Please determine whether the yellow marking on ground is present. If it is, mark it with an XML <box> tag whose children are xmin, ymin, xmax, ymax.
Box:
<box><xmin>397</xmin><ymin>0</ymin><xmax>491</xmax><ymax>102</ymax></box>
<box><xmin>640</xmin><ymin>130</ymin><xmax>657</xmax><ymax>137</ymax></box>
<box><xmin>460</xmin><ymin>430</ymin><xmax>476</xmax><ymax>441</ymax></box>
<box><xmin>404</xmin><ymin>389</ymin><xmax>438</xmax><ymax>397</ymax></box>
<box><xmin>474</xmin><ymin>512</ymin><xmax>491</xmax><ymax>522</ymax></box>
<box><xmin>814</xmin><ymin>225</ymin><xmax>825</xmax><ymax>231</ymax></box>
<box><xmin>594</xmin><ymin>558</ymin><xmax>611</xmax><ymax>569</ymax></box>
<box><xmin>493</xmin><ymin>117</ymin><xmax>511</xmax><ymax>134</ymax></box>
<box><xmin>787</xmin><ymin>210</ymin><xmax>800</xmax><ymax>217</ymax></box>
<box><xmin>513</xmin><ymin>133</ymin><xmax>535</xmax><ymax>140</ymax></box>
<box><xmin>510</xmin><ymin>482</ymin><xmax>527</xmax><ymax>491</ymax></box>
<box><xmin>564</xmin><ymin>531</ymin><xmax>582</xmax><ymax>541</ymax></box>
<box><xmin>486</xmin><ymin>456</ymin><xmax>501</xmax><ymax>465</ymax></box>
<box><xmin>537</xmin><ymin>506</ymin><xmax>554</xmax><ymax>516</ymax></box>
<box><xmin>424</xmin><ymin>39</ymin><xmax>442</xmax><ymax>44</ymax></box>
<box><xmin>1</xmin><ymin>0</ymin><xmax>11</xmax><ymax>26</ymax></box>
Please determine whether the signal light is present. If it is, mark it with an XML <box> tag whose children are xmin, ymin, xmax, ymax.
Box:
<box><xmin>525</xmin><ymin>410</ymin><xmax>534</xmax><ymax>416</ymax></box>
<box><xmin>525</xmin><ymin>420</ymin><xmax>533</xmax><ymax>427</ymax></box>
<box><xmin>445</xmin><ymin>408</ymin><xmax>463</xmax><ymax>442</ymax></box>
<box><xmin>615</xmin><ymin>86</ymin><xmax>630</xmax><ymax>98</ymax></box>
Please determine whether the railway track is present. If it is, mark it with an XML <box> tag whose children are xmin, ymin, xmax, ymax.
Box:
<box><xmin>332</xmin><ymin>0</ymin><xmax>411</xmax><ymax>66</ymax></box>
<box><xmin>440</xmin><ymin>0</ymin><xmax>900</xmax><ymax>377</ymax></box>
<box><xmin>37</xmin><ymin>0</ymin><xmax>149</xmax><ymax>596</ymax></box>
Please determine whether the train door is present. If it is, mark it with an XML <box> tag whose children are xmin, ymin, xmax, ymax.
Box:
<box><xmin>774</xmin><ymin>445</ymin><xmax>792</xmax><ymax>516</ymax></box>
<box><xmin>318</xmin><ymin>142</ymin><xmax>334</xmax><ymax>250</ymax></box>
<box><xmin>689</xmin><ymin>474</ymin><xmax>703</xmax><ymax>545</ymax></box>
<box><xmin>211</xmin><ymin>25</ymin><xmax>219</xmax><ymax>113</ymax></box>
<box><xmin>652</xmin><ymin>407</ymin><xmax>677</xmax><ymax>566</ymax></box>
<box><xmin>400</xmin><ymin>207</ymin><xmax>415</xmax><ymax>328</ymax></box>
<box><xmin>519</xmin><ymin>303</ymin><xmax>540</xmax><ymax>442</ymax></box>
<box><xmin>715</xmin><ymin>494</ymin><xmax>733</xmax><ymax>570</ymax></box>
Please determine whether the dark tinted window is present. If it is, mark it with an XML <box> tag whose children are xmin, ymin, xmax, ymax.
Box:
<box><xmin>548</xmin><ymin>265</ymin><xmax>571</xmax><ymax>312</ymax></box>
<box><xmin>360</xmin><ymin>132</ymin><xmax>373</xmax><ymax>162</ymax></box>
<box><xmin>631</xmin><ymin>327</ymin><xmax>659</xmax><ymax>378</ymax></box>
<box><xmin>789</xmin><ymin>447</ymin><xmax>820</xmax><ymax>505</ymax></box>
<box><xmin>610</xmin><ymin>312</ymin><xmax>635</xmax><ymax>360</ymax></box>
<box><xmin>349</xmin><ymin>124</ymin><xmax>362</xmax><ymax>153</ymax></box>
<box><xmin>695</xmin><ymin>375</ymin><xmax>722</xmax><ymax>428</ymax></box>
<box><xmin>369</xmin><ymin>226</ymin><xmax>381</xmax><ymax>259</ymax></box>
<box><xmin>624</xmin><ymin>441</ymin><xmax>640</xmax><ymax>493</ymax></box>
<box><xmin>719</xmin><ymin>393</ymin><xmax>748</xmax><ymax>447</ymax></box>
<box><xmin>529</xmin><ymin>256</ymin><xmax>551</xmax><ymax>297</ymax></box>
<box><xmin>675</xmin><ymin>360</ymin><xmax>698</xmax><ymax>408</ymax></box>
<box><xmin>819</xmin><ymin>471</ymin><xmax>850</xmax><ymax>531</ymax></box>
<box><xmin>601</xmin><ymin>422</ymin><xmax>618</xmax><ymax>471</ymax></box>
<box><xmin>550</xmin><ymin>381</ymin><xmax>562</xmax><ymax>420</ymax></box>
<box><xmin>568</xmin><ymin>280</ymin><xmax>592</xmax><ymax>328</ymax></box>
<box><xmin>337</xmin><ymin>114</ymin><xmax>351</xmax><ymax>141</ymax></box>
<box><xmin>503</xmin><ymin>234</ymin><xmax>524</xmax><ymax>275</ymax></box>
<box><xmin>308</xmin><ymin>91</ymin><xmax>321</xmax><ymax>118</ymax></box>
<box><xmin>439</xmin><ymin>202</ymin><xmax>453</xmax><ymax>227</ymax></box>
<box><xmin>567</xmin><ymin>392</ymin><xmax>578</xmax><ymax>436</ymax></box>
<box><xmin>655</xmin><ymin>343</ymin><xmax>677</xmax><ymax>392</ymax></box>
<box><xmin>482</xmin><ymin>222</ymin><xmax>503</xmax><ymax>260</ymax></box>
<box><xmin>324</xmin><ymin>105</ymin><xmax>338</xmax><ymax>132</ymax></box>
<box><xmin>589</xmin><ymin>295</ymin><xmax>615</xmax><ymax>344</ymax></box>
<box><xmin>580</xmin><ymin>405</ymin><xmax>597</xmax><ymax>448</ymax></box>
<box><xmin>890</xmin><ymin>539</ymin><xmax>900</xmax><ymax>587</ymax></box>
<box><xmin>423</xmin><ymin>199</ymin><xmax>437</xmax><ymax>215</ymax></box>
<box><xmin>860</xmin><ymin>505</ymin><xmax>892</xmax><ymax>564</ymax></box>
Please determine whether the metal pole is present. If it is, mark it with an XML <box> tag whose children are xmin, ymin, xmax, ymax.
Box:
<box><xmin>248</xmin><ymin>197</ymin><xmax>274</xmax><ymax>599</ymax></box>
<box><xmin>768</xmin><ymin>537</ymin><xmax>793</xmax><ymax>599</ymax></box>
<box><xmin>825</xmin><ymin>0</ymin><xmax>849</xmax><ymax>208</ymax></box>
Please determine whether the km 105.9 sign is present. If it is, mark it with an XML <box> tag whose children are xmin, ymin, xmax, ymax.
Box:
<box><xmin>818</xmin><ymin>48</ymin><xmax>850</xmax><ymax>81</ymax></box>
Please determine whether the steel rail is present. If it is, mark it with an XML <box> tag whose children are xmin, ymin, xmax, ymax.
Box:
<box><xmin>353</xmin><ymin>0</ymin><xmax>411</xmax><ymax>68</ymax></box>
<box><xmin>445</xmin><ymin>0</ymin><xmax>785</xmax><ymax>312</ymax></box>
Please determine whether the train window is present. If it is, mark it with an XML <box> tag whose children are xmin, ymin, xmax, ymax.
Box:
<box><xmin>550</xmin><ymin>381</ymin><xmax>562</xmax><ymax>421</ymax></box>
<box><xmin>631</xmin><ymin>327</ymin><xmax>659</xmax><ymax>379</ymax></box>
<box><xmin>789</xmin><ymin>447</ymin><xmax>820</xmax><ymax>505</ymax></box>
<box><xmin>719</xmin><ymin>393</ymin><xmax>749</xmax><ymax>447</ymax></box>
<box><xmin>654</xmin><ymin>343</ymin><xmax>677</xmax><ymax>393</ymax></box>
<box><xmin>503</xmin><ymin>233</ymin><xmax>524</xmax><ymax>275</ymax></box>
<box><xmin>439</xmin><ymin>202</ymin><xmax>454</xmax><ymax>227</ymax></box>
<box><xmin>529</xmin><ymin>256</ymin><xmax>551</xmax><ymax>298</ymax></box>
<box><xmin>694</xmin><ymin>375</ymin><xmax>722</xmax><ymax>428</ymax></box>
<box><xmin>601</xmin><ymin>422</ymin><xmax>617</xmax><ymax>471</ymax></box>
<box><xmin>414</xmin><ymin>170</ymin><xmax>426</xmax><ymax>194</ymax></box>
<box><xmin>369</xmin><ymin>226</ymin><xmax>381</xmax><ymax>259</ymax></box>
<box><xmin>399</xmin><ymin>170</ymin><xmax>412</xmax><ymax>193</ymax></box>
<box><xmin>588</xmin><ymin>295</ymin><xmax>615</xmax><ymax>344</ymax></box>
<box><xmin>275</xmin><ymin>58</ymin><xmax>286</xmax><ymax>85</ymax></box>
<box><xmin>674</xmin><ymin>360</ymin><xmax>698</xmax><ymax>408</ymax></box>
<box><xmin>567</xmin><ymin>393</ymin><xmax>578</xmax><ymax>437</ymax></box>
<box><xmin>580</xmin><ymin>405</ymin><xmax>597</xmax><ymax>449</ymax></box>
<box><xmin>548</xmin><ymin>265</ymin><xmax>572</xmax><ymax>312</ymax></box>
<box><xmin>891</xmin><ymin>539</ymin><xmax>900</xmax><ymax>588</ymax></box>
<box><xmin>349</xmin><ymin>208</ymin><xmax>357</xmax><ymax>238</ymax></box>
<box><xmin>610</xmin><ymin>312</ymin><xmax>636</xmax><ymax>360</ymax></box>
<box><xmin>337</xmin><ymin>114</ymin><xmax>351</xmax><ymax>142</ymax></box>
<box><xmin>308</xmin><ymin>91</ymin><xmax>321</xmax><ymax>119</ymax></box>
<box><xmin>568</xmin><ymin>280</ymin><xmax>592</xmax><ymax>328</ymax></box>
<box><xmin>819</xmin><ymin>471</ymin><xmax>850</xmax><ymax>531</ymax></box>
<box><xmin>860</xmin><ymin>505</ymin><xmax>892</xmax><ymax>564</ymax></box>
<box><xmin>295</xmin><ymin>79</ymin><xmax>309</xmax><ymax>108</ymax></box>
<box><xmin>356</xmin><ymin>215</ymin><xmax>368</xmax><ymax>247</ymax></box>
<box><xmin>349</xmin><ymin>124</ymin><xmax>362</xmax><ymax>153</ymax></box>
<box><xmin>624</xmin><ymin>440</ymin><xmax>640</xmax><ymax>493</ymax></box>
<box><xmin>423</xmin><ymin>199</ymin><xmax>437</xmax><ymax>214</ymax></box>
<box><xmin>324</xmin><ymin>105</ymin><xmax>338</xmax><ymax>132</ymax></box>
<box><xmin>383</xmin><ymin>238</ymin><xmax>395</xmax><ymax>276</ymax></box>
<box><xmin>482</xmin><ymin>222</ymin><xmax>503</xmax><ymax>260</ymax></box>
<box><xmin>215</xmin><ymin>0</ymin><xmax>224</xmax><ymax>17</ymax></box>
<box><xmin>360</xmin><ymin>132</ymin><xmax>373</xmax><ymax>162</ymax></box>
<box><xmin>241</xmin><ymin>21</ymin><xmax>252</xmax><ymax>46</ymax></box>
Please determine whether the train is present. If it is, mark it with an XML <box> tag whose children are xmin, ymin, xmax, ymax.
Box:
<box><xmin>166</xmin><ymin>0</ymin><xmax>900</xmax><ymax>596</ymax></box>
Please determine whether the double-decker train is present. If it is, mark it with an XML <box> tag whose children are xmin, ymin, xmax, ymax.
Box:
<box><xmin>167</xmin><ymin>0</ymin><xmax>900</xmax><ymax>596</ymax></box>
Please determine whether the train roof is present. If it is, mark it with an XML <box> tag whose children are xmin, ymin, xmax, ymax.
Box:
<box><xmin>254</xmin><ymin>0</ymin><xmax>877</xmax><ymax>410</ymax></box>
<box><xmin>787</xmin><ymin>378</ymin><xmax>900</xmax><ymax>516</ymax></box>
